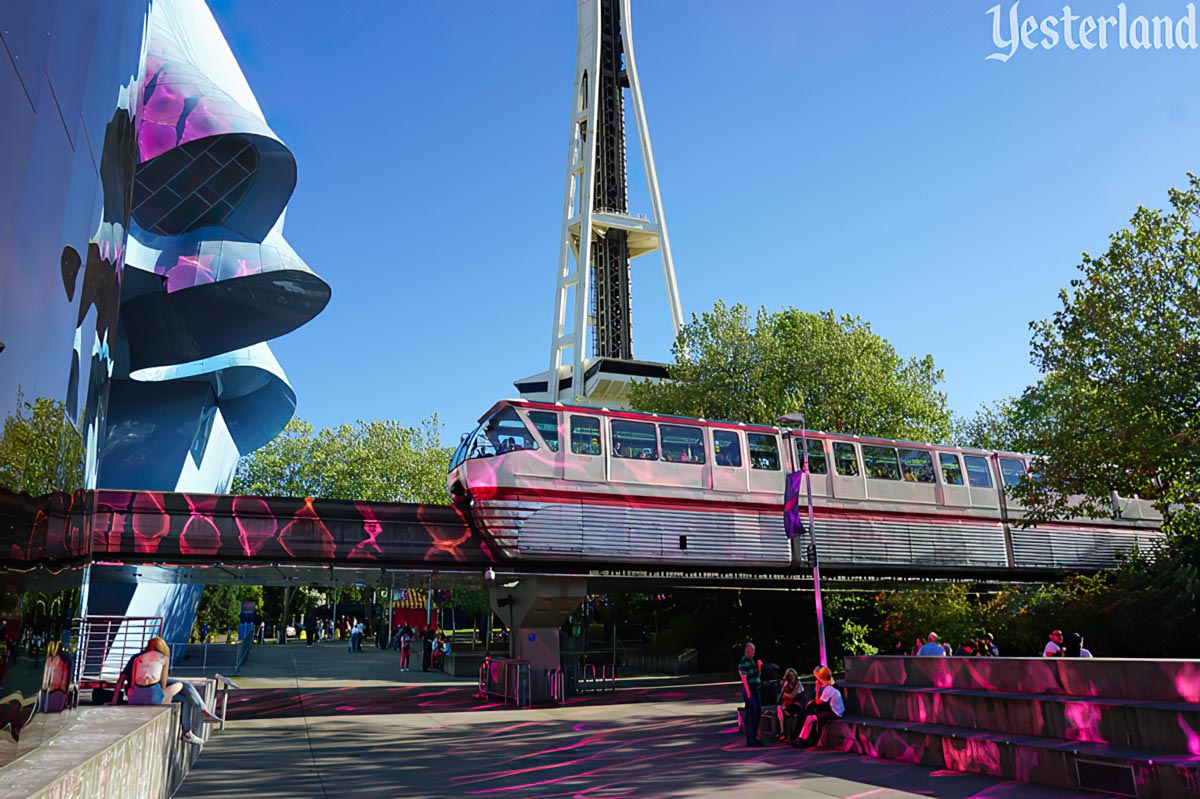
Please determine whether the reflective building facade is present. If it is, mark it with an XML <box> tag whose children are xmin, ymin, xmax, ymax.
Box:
<box><xmin>0</xmin><ymin>0</ymin><xmax>328</xmax><ymax>764</ymax></box>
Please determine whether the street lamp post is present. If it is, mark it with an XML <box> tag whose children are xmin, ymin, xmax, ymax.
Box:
<box><xmin>780</xmin><ymin>411</ymin><xmax>828</xmax><ymax>667</ymax></box>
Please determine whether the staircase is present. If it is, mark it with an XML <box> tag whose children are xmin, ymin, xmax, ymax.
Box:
<box><xmin>824</xmin><ymin>656</ymin><xmax>1200</xmax><ymax>797</ymax></box>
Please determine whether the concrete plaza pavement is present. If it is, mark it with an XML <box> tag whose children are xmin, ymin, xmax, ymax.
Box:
<box><xmin>175</xmin><ymin>641</ymin><xmax>1087</xmax><ymax>799</ymax></box>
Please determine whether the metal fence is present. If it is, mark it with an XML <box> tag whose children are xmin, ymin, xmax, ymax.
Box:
<box><xmin>619</xmin><ymin>648</ymin><xmax>699</xmax><ymax>676</ymax></box>
<box><xmin>73</xmin><ymin>615</ymin><xmax>163</xmax><ymax>688</ymax></box>
<box><xmin>167</xmin><ymin>636</ymin><xmax>253</xmax><ymax>677</ymax></box>
<box><xmin>479</xmin><ymin>657</ymin><xmax>531</xmax><ymax>707</ymax></box>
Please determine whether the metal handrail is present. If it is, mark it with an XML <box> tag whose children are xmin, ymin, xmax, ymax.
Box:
<box><xmin>546</xmin><ymin>668</ymin><xmax>565</xmax><ymax>704</ymax></box>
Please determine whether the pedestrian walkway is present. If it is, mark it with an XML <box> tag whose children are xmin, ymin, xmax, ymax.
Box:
<box><xmin>176</xmin><ymin>642</ymin><xmax>1086</xmax><ymax>799</ymax></box>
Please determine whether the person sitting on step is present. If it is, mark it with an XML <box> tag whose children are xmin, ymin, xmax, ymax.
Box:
<box><xmin>790</xmin><ymin>665</ymin><xmax>845</xmax><ymax>748</ymax></box>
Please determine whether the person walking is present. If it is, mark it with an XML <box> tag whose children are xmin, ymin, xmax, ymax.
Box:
<box><xmin>399</xmin><ymin>625</ymin><xmax>413</xmax><ymax>671</ymax></box>
<box><xmin>737</xmin><ymin>642</ymin><xmax>763</xmax><ymax>747</ymax></box>
<box><xmin>1043</xmin><ymin>629</ymin><xmax>1064</xmax><ymax>656</ymax></box>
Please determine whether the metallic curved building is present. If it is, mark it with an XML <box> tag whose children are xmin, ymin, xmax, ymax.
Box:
<box><xmin>0</xmin><ymin>0</ymin><xmax>327</xmax><ymax>763</ymax></box>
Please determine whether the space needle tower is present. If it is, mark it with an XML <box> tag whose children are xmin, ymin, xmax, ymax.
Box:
<box><xmin>515</xmin><ymin>0</ymin><xmax>683</xmax><ymax>407</ymax></box>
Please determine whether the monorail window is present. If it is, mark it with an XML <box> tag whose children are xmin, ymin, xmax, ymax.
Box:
<box><xmin>939</xmin><ymin>453</ymin><xmax>964</xmax><ymax>485</ymax></box>
<box><xmin>963</xmin><ymin>455</ymin><xmax>992</xmax><ymax>488</ymax></box>
<box><xmin>898</xmin><ymin>449</ymin><xmax>935</xmax><ymax>483</ymax></box>
<box><xmin>467</xmin><ymin>406</ymin><xmax>538</xmax><ymax>459</ymax></box>
<box><xmin>998</xmin><ymin>457</ymin><xmax>1026</xmax><ymax>488</ymax></box>
<box><xmin>862</xmin><ymin>445</ymin><xmax>900</xmax><ymax>480</ymax></box>
<box><xmin>833</xmin><ymin>443</ymin><xmax>859</xmax><ymax>476</ymax></box>
<box><xmin>713</xmin><ymin>430</ymin><xmax>742</xmax><ymax>467</ymax></box>
<box><xmin>612</xmin><ymin>420</ymin><xmax>658</xmax><ymax>460</ymax></box>
<box><xmin>660</xmin><ymin>424</ymin><xmax>705</xmax><ymax>464</ymax></box>
<box><xmin>570</xmin><ymin>415</ymin><xmax>601</xmax><ymax>456</ymax></box>
<box><xmin>794</xmin><ymin>439</ymin><xmax>828</xmax><ymax>474</ymax></box>
<box><xmin>529</xmin><ymin>411</ymin><xmax>559</xmax><ymax>452</ymax></box>
<box><xmin>747</xmin><ymin>434</ymin><xmax>780</xmax><ymax>470</ymax></box>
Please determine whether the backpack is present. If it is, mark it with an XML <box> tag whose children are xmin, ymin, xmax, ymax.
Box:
<box><xmin>133</xmin><ymin>652</ymin><xmax>163</xmax><ymax>686</ymax></box>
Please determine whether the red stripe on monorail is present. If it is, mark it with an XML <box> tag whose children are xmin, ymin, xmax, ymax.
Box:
<box><xmin>471</xmin><ymin>485</ymin><xmax>1153</xmax><ymax>535</ymax></box>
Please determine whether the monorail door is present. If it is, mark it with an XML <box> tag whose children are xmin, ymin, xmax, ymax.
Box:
<box><xmin>564</xmin><ymin>413</ymin><xmax>606</xmax><ymax>484</ymax></box>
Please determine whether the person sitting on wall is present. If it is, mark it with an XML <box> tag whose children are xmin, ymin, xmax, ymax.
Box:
<box><xmin>776</xmin><ymin>668</ymin><xmax>803</xmax><ymax>741</ymax></box>
<box><xmin>112</xmin><ymin>637</ymin><xmax>215</xmax><ymax>745</ymax></box>
<box><xmin>1063</xmin><ymin>632</ymin><xmax>1093</xmax><ymax>657</ymax></box>
<box><xmin>432</xmin><ymin>633</ymin><xmax>450</xmax><ymax>670</ymax></box>
<box><xmin>916</xmin><ymin>633</ymin><xmax>946</xmax><ymax>656</ymax></box>
<box><xmin>790</xmin><ymin>665</ymin><xmax>844</xmax><ymax>748</ymax></box>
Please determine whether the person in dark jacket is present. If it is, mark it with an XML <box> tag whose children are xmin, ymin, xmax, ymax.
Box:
<box><xmin>421</xmin><ymin>624</ymin><xmax>436</xmax><ymax>671</ymax></box>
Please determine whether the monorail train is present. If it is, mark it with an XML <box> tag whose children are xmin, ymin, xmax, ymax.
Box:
<box><xmin>447</xmin><ymin>399</ymin><xmax>1163</xmax><ymax>573</ymax></box>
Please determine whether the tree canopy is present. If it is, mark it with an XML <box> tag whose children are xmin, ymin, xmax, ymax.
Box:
<box><xmin>953</xmin><ymin>396</ymin><xmax>1035</xmax><ymax>453</ymax></box>
<box><xmin>0</xmin><ymin>393</ymin><xmax>84</xmax><ymax>496</ymax></box>
<box><xmin>232</xmin><ymin>416</ymin><xmax>452</xmax><ymax>504</ymax></box>
<box><xmin>194</xmin><ymin>584</ymin><xmax>262</xmax><ymax>637</ymax></box>
<box><xmin>1014</xmin><ymin>175</ymin><xmax>1200</xmax><ymax>535</ymax></box>
<box><xmin>629</xmin><ymin>302</ymin><xmax>952</xmax><ymax>443</ymax></box>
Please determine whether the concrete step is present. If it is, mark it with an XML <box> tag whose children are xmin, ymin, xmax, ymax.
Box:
<box><xmin>821</xmin><ymin>715</ymin><xmax>1200</xmax><ymax>798</ymax></box>
<box><xmin>844</xmin><ymin>656</ymin><xmax>1200</xmax><ymax>704</ymax></box>
<box><xmin>843</xmin><ymin>681</ymin><xmax>1200</xmax><ymax>754</ymax></box>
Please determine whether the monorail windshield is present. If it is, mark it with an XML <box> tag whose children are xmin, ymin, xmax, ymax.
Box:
<box><xmin>450</xmin><ymin>406</ymin><xmax>539</xmax><ymax>470</ymax></box>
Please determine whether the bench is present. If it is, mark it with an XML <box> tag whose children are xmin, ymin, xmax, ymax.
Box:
<box><xmin>835</xmin><ymin>656</ymin><xmax>1200</xmax><ymax>796</ymax></box>
<box><xmin>823</xmin><ymin>714</ymin><xmax>1200</xmax><ymax>797</ymax></box>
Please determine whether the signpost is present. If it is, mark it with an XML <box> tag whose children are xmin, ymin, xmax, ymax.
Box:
<box><xmin>779</xmin><ymin>412</ymin><xmax>828</xmax><ymax>668</ymax></box>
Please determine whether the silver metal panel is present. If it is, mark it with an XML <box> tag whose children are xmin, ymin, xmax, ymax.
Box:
<box><xmin>1012</xmin><ymin>527</ymin><xmax>1164</xmax><ymax>569</ymax></box>
<box><xmin>812</xmin><ymin>518</ymin><xmax>1007</xmax><ymax>568</ymax></box>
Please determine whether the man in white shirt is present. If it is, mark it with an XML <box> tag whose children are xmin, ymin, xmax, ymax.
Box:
<box><xmin>1043</xmin><ymin>630</ymin><xmax>1064</xmax><ymax>657</ymax></box>
<box><xmin>916</xmin><ymin>633</ymin><xmax>946</xmax><ymax>656</ymax></box>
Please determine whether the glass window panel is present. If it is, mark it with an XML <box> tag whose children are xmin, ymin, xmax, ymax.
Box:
<box><xmin>964</xmin><ymin>455</ymin><xmax>993</xmax><ymax>488</ymax></box>
<box><xmin>999</xmin><ymin>457</ymin><xmax>1026</xmax><ymax>488</ymax></box>
<box><xmin>660</xmin><ymin>424</ymin><xmax>705</xmax><ymax>464</ymax></box>
<box><xmin>468</xmin><ymin>406</ymin><xmax>537</xmax><ymax>459</ymax></box>
<box><xmin>528</xmin><ymin>411</ymin><xmax>559</xmax><ymax>452</ymax></box>
<box><xmin>747</xmin><ymin>433</ymin><xmax>780</xmax><ymax>471</ymax></box>
<box><xmin>863</xmin><ymin>445</ymin><xmax>900</xmax><ymax>480</ymax></box>
<box><xmin>713</xmin><ymin>430</ymin><xmax>742</xmax><ymax>467</ymax></box>
<box><xmin>899</xmin><ymin>449</ymin><xmax>935</xmax><ymax>483</ymax></box>
<box><xmin>939</xmin><ymin>453</ymin><xmax>964</xmax><ymax>485</ymax></box>
<box><xmin>612</xmin><ymin>420</ymin><xmax>658</xmax><ymax>460</ymax></box>
<box><xmin>794</xmin><ymin>438</ymin><xmax>828</xmax><ymax>474</ymax></box>
<box><xmin>833</xmin><ymin>443</ymin><xmax>860</xmax><ymax>476</ymax></box>
<box><xmin>570</xmin><ymin>415</ymin><xmax>601</xmax><ymax>456</ymax></box>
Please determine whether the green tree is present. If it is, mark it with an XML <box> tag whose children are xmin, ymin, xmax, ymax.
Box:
<box><xmin>953</xmin><ymin>396</ymin><xmax>1036</xmax><ymax>453</ymax></box>
<box><xmin>629</xmin><ymin>302</ymin><xmax>952</xmax><ymax>442</ymax></box>
<box><xmin>876</xmin><ymin>583</ymin><xmax>978</xmax><ymax>651</ymax></box>
<box><xmin>232</xmin><ymin>416</ymin><xmax>452</xmax><ymax>504</ymax></box>
<box><xmin>1016</xmin><ymin>174</ymin><xmax>1200</xmax><ymax>533</ymax></box>
<box><xmin>0</xmin><ymin>392</ymin><xmax>85</xmax><ymax>495</ymax></box>
<box><xmin>194</xmin><ymin>584</ymin><xmax>263</xmax><ymax>638</ymax></box>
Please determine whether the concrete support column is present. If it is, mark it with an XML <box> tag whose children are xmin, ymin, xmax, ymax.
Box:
<box><xmin>489</xmin><ymin>576</ymin><xmax>586</xmax><ymax>675</ymax></box>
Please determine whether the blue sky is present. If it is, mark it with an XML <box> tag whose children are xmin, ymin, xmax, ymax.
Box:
<box><xmin>207</xmin><ymin>0</ymin><xmax>1199</xmax><ymax>443</ymax></box>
